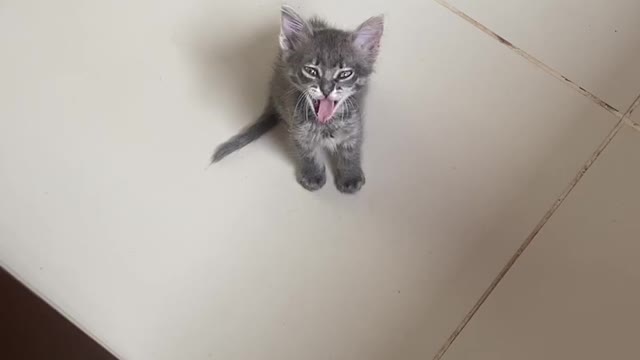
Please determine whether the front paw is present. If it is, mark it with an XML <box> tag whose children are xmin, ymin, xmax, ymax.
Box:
<box><xmin>336</xmin><ymin>172</ymin><xmax>365</xmax><ymax>194</ymax></box>
<box><xmin>297</xmin><ymin>168</ymin><xmax>326</xmax><ymax>191</ymax></box>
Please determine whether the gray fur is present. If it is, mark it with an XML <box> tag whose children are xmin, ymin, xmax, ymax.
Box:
<box><xmin>212</xmin><ymin>6</ymin><xmax>383</xmax><ymax>193</ymax></box>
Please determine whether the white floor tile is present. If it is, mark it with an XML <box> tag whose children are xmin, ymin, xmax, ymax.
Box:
<box><xmin>444</xmin><ymin>0</ymin><xmax>640</xmax><ymax>111</ymax></box>
<box><xmin>440</xmin><ymin>125</ymin><xmax>640</xmax><ymax>360</ymax></box>
<box><xmin>0</xmin><ymin>1</ymin><xmax>624</xmax><ymax>359</ymax></box>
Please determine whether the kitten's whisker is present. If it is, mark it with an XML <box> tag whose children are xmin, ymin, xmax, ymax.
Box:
<box><xmin>294</xmin><ymin>92</ymin><xmax>305</xmax><ymax>122</ymax></box>
<box><xmin>341</xmin><ymin>97</ymin><xmax>352</xmax><ymax>121</ymax></box>
<box><xmin>299</xmin><ymin>89</ymin><xmax>313</xmax><ymax>123</ymax></box>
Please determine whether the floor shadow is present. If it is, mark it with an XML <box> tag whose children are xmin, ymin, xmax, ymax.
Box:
<box><xmin>188</xmin><ymin>22</ymin><xmax>294</xmax><ymax>165</ymax></box>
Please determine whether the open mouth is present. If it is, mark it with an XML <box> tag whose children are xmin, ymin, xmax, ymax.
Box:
<box><xmin>312</xmin><ymin>98</ymin><xmax>338</xmax><ymax>124</ymax></box>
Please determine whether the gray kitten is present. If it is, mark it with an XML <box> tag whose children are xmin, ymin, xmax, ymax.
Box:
<box><xmin>212</xmin><ymin>6</ymin><xmax>384</xmax><ymax>193</ymax></box>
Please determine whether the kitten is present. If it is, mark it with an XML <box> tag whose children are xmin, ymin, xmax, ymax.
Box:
<box><xmin>212</xmin><ymin>6</ymin><xmax>384</xmax><ymax>194</ymax></box>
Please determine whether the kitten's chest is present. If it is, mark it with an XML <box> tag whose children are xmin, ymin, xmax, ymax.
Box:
<box><xmin>318</xmin><ymin>127</ymin><xmax>341</xmax><ymax>151</ymax></box>
<box><xmin>308</xmin><ymin>122</ymin><xmax>353</xmax><ymax>149</ymax></box>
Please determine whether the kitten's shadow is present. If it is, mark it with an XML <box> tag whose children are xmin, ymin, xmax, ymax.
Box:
<box><xmin>190</xmin><ymin>24</ymin><xmax>293</xmax><ymax>164</ymax></box>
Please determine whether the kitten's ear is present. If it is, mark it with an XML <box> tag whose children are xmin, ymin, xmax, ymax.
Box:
<box><xmin>279</xmin><ymin>5</ymin><xmax>311</xmax><ymax>51</ymax></box>
<box><xmin>353</xmin><ymin>15</ymin><xmax>384</xmax><ymax>58</ymax></box>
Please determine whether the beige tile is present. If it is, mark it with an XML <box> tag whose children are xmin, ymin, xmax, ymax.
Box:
<box><xmin>439</xmin><ymin>125</ymin><xmax>640</xmax><ymax>360</ymax></box>
<box><xmin>0</xmin><ymin>1</ymin><xmax>621</xmax><ymax>359</ymax></box>
<box><xmin>444</xmin><ymin>0</ymin><xmax>640</xmax><ymax>111</ymax></box>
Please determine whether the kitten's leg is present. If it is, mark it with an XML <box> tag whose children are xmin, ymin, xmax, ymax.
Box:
<box><xmin>294</xmin><ymin>139</ymin><xmax>326</xmax><ymax>191</ymax></box>
<box><xmin>334</xmin><ymin>138</ymin><xmax>365</xmax><ymax>194</ymax></box>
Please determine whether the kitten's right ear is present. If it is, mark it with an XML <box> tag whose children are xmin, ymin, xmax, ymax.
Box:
<box><xmin>279</xmin><ymin>5</ymin><xmax>311</xmax><ymax>52</ymax></box>
<box><xmin>353</xmin><ymin>15</ymin><xmax>384</xmax><ymax>60</ymax></box>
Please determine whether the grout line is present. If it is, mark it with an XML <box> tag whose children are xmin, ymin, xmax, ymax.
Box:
<box><xmin>432</xmin><ymin>0</ymin><xmax>624</xmax><ymax>119</ymax></box>
<box><xmin>432</xmin><ymin>92</ymin><xmax>640</xmax><ymax>360</ymax></box>
<box><xmin>629</xmin><ymin>93</ymin><xmax>640</xmax><ymax>115</ymax></box>
<box><xmin>624</xmin><ymin>117</ymin><xmax>640</xmax><ymax>132</ymax></box>
<box><xmin>623</xmin><ymin>94</ymin><xmax>640</xmax><ymax>132</ymax></box>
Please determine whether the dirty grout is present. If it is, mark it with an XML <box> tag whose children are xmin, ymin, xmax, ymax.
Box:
<box><xmin>624</xmin><ymin>117</ymin><xmax>640</xmax><ymax>132</ymax></box>
<box><xmin>629</xmin><ymin>95</ymin><xmax>640</xmax><ymax>115</ymax></box>
<box><xmin>622</xmin><ymin>91</ymin><xmax>640</xmax><ymax>132</ymax></box>
<box><xmin>432</xmin><ymin>0</ymin><xmax>624</xmax><ymax>119</ymax></box>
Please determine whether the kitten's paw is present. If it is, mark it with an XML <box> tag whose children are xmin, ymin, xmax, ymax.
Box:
<box><xmin>297</xmin><ymin>170</ymin><xmax>326</xmax><ymax>191</ymax></box>
<box><xmin>336</xmin><ymin>172</ymin><xmax>365</xmax><ymax>194</ymax></box>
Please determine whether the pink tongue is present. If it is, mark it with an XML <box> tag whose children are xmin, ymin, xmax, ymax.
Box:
<box><xmin>317</xmin><ymin>99</ymin><xmax>335</xmax><ymax>123</ymax></box>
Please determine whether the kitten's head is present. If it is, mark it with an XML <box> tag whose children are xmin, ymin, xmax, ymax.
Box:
<box><xmin>279</xmin><ymin>6</ymin><xmax>384</xmax><ymax>123</ymax></box>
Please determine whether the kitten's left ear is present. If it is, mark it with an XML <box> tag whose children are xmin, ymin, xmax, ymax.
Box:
<box><xmin>353</xmin><ymin>15</ymin><xmax>384</xmax><ymax>58</ymax></box>
<box><xmin>279</xmin><ymin>5</ymin><xmax>311</xmax><ymax>52</ymax></box>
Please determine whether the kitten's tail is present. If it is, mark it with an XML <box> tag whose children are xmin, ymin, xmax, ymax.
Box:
<box><xmin>211</xmin><ymin>109</ymin><xmax>279</xmax><ymax>163</ymax></box>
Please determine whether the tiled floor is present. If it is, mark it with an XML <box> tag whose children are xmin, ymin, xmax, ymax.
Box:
<box><xmin>438</xmin><ymin>125</ymin><xmax>640</xmax><ymax>360</ymax></box>
<box><xmin>0</xmin><ymin>1</ymin><xmax>639</xmax><ymax>359</ymax></box>
<box><xmin>442</xmin><ymin>0</ymin><xmax>640</xmax><ymax>111</ymax></box>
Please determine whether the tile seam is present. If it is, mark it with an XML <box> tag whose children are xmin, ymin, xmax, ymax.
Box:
<box><xmin>432</xmin><ymin>0</ymin><xmax>624</xmax><ymax>119</ymax></box>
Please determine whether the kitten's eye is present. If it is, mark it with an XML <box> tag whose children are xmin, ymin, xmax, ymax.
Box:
<box><xmin>303</xmin><ymin>66</ymin><xmax>319</xmax><ymax>77</ymax></box>
<box><xmin>337</xmin><ymin>70</ymin><xmax>354</xmax><ymax>80</ymax></box>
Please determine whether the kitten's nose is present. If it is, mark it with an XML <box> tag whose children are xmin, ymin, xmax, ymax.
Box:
<box><xmin>320</xmin><ymin>84</ymin><xmax>333</xmax><ymax>97</ymax></box>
